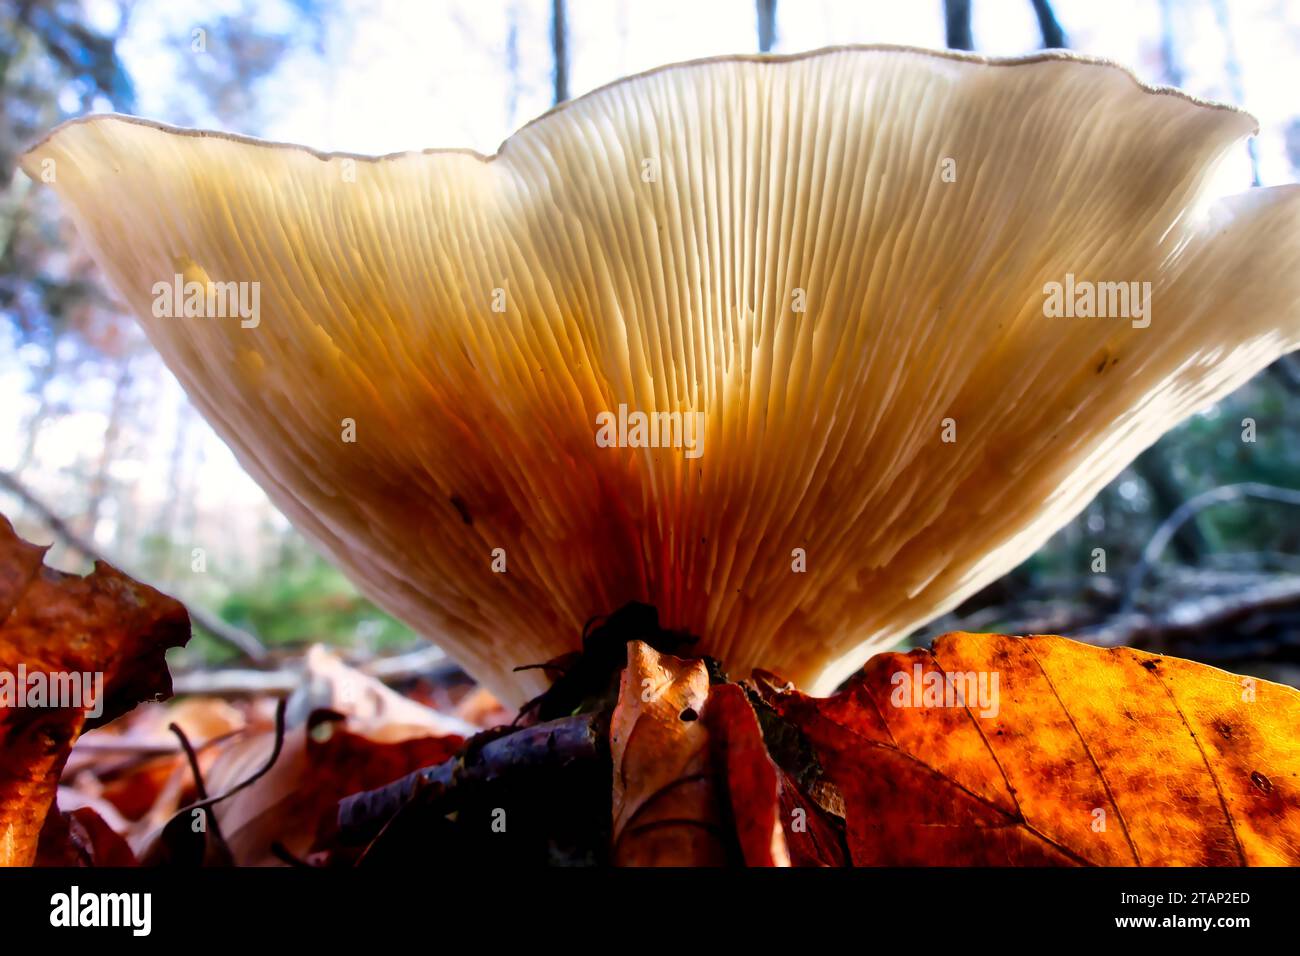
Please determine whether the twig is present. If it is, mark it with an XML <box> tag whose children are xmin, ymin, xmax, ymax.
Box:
<box><xmin>168</xmin><ymin>721</ymin><xmax>234</xmax><ymax>864</ymax></box>
<box><xmin>170</xmin><ymin>645</ymin><xmax>462</xmax><ymax>697</ymax></box>
<box><xmin>1091</xmin><ymin>576</ymin><xmax>1300</xmax><ymax>653</ymax></box>
<box><xmin>337</xmin><ymin>712</ymin><xmax>605</xmax><ymax>844</ymax></box>
<box><xmin>361</xmin><ymin>644</ymin><xmax>455</xmax><ymax>681</ymax></box>
<box><xmin>0</xmin><ymin>469</ymin><xmax>268</xmax><ymax>661</ymax></box>
<box><xmin>167</xmin><ymin>699</ymin><xmax>288</xmax><ymax>826</ymax></box>
<box><xmin>270</xmin><ymin>841</ymin><xmax>313</xmax><ymax>867</ymax></box>
<box><xmin>1122</xmin><ymin>483</ymin><xmax>1300</xmax><ymax>613</ymax></box>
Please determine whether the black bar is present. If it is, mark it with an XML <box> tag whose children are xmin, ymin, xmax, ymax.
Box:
<box><xmin>0</xmin><ymin>867</ymin><xmax>1292</xmax><ymax>942</ymax></box>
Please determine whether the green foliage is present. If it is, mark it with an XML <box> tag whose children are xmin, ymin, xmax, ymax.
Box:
<box><xmin>215</xmin><ymin>549</ymin><xmax>418</xmax><ymax>654</ymax></box>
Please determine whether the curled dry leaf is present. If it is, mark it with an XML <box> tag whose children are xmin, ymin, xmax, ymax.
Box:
<box><xmin>610</xmin><ymin>642</ymin><xmax>728</xmax><ymax>866</ymax></box>
<box><xmin>609</xmin><ymin>653</ymin><xmax>842</xmax><ymax>867</ymax></box>
<box><xmin>0</xmin><ymin>516</ymin><xmax>189</xmax><ymax>866</ymax></box>
<box><xmin>761</xmin><ymin>632</ymin><xmax>1300</xmax><ymax>866</ymax></box>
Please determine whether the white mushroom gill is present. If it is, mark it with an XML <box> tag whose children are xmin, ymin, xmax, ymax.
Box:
<box><xmin>21</xmin><ymin>46</ymin><xmax>1300</xmax><ymax>706</ymax></box>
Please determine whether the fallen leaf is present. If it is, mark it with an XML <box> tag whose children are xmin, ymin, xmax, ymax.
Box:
<box><xmin>0</xmin><ymin>516</ymin><xmax>189</xmax><ymax>866</ymax></box>
<box><xmin>609</xmin><ymin>641</ymin><xmax>729</xmax><ymax>866</ymax></box>
<box><xmin>703</xmin><ymin>683</ymin><xmax>789</xmax><ymax>866</ymax></box>
<box><xmin>67</xmin><ymin>696</ymin><xmax>246</xmax><ymax>777</ymax></box>
<box><xmin>193</xmin><ymin>711</ymin><xmax>461</xmax><ymax>865</ymax></box>
<box><xmin>189</xmin><ymin>651</ymin><xmax>470</xmax><ymax>865</ymax></box>
<box><xmin>761</xmin><ymin>632</ymin><xmax>1300</xmax><ymax>865</ymax></box>
<box><xmin>36</xmin><ymin>805</ymin><xmax>137</xmax><ymax>867</ymax></box>
<box><xmin>63</xmin><ymin>696</ymin><xmax>247</xmax><ymax>833</ymax></box>
<box><xmin>54</xmin><ymin>786</ymin><xmax>131</xmax><ymax>835</ymax></box>
<box><xmin>289</xmin><ymin>645</ymin><xmax>476</xmax><ymax>739</ymax></box>
<box><xmin>774</xmin><ymin>767</ymin><xmax>849</xmax><ymax>866</ymax></box>
<box><xmin>452</xmin><ymin>686</ymin><xmax>511</xmax><ymax>729</ymax></box>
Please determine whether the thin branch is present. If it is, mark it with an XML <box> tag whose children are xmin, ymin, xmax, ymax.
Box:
<box><xmin>0</xmin><ymin>469</ymin><xmax>268</xmax><ymax>661</ymax></box>
<box><xmin>1091</xmin><ymin>576</ymin><xmax>1300</xmax><ymax>653</ymax></box>
<box><xmin>1122</xmin><ymin>483</ymin><xmax>1300</xmax><ymax>612</ymax></box>
<box><xmin>170</xmin><ymin>645</ymin><xmax>462</xmax><ymax>697</ymax></box>
<box><xmin>1133</xmin><ymin>447</ymin><xmax>1210</xmax><ymax>564</ymax></box>
<box><xmin>167</xmin><ymin>699</ymin><xmax>288</xmax><ymax>825</ymax></box>
<box><xmin>337</xmin><ymin>712</ymin><xmax>604</xmax><ymax>844</ymax></box>
<box><xmin>169</xmin><ymin>721</ymin><xmax>234</xmax><ymax>864</ymax></box>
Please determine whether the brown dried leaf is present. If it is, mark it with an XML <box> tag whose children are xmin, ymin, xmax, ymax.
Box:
<box><xmin>610</xmin><ymin>641</ymin><xmax>728</xmax><ymax>866</ymax></box>
<box><xmin>190</xmin><ymin>654</ymin><xmax>468</xmax><ymax>865</ymax></box>
<box><xmin>0</xmin><ymin>516</ymin><xmax>189</xmax><ymax>866</ymax></box>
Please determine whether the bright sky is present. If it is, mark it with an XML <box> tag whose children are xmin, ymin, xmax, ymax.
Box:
<box><xmin>110</xmin><ymin>0</ymin><xmax>1300</xmax><ymax>179</ymax></box>
<box><xmin>4</xmin><ymin>0</ymin><xmax>1298</xmax><ymax>579</ymax></box>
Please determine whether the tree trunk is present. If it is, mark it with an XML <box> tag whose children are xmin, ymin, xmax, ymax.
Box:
<box><xmin>757</xmin><ymin>0</ymin><xmax>777</xmax><ymax>53</ymax></box>
<box><xmin>944</xmin><ymin>0</ymin><xmax>973</xmax><ymax>51</ymax></box>
<box><xmin>82</xmin><ymin>352</ymin><xmax>134</xmax><ymax>539</ymax></box>
<box><xmin>1029</xmin><ymin>0</ymin><xmax>1066</xmax><ymax>49</ymax></box>
<box><xmin>550</xmin><ymin>0</ymin><xmax>568</xmax><ymax>105</ymax></box>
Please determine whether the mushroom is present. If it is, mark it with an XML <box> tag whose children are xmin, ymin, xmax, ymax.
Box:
<box><xmin>22</xmin><ymin>46</ymin><xmax>1300</xmax><ymax>707</ymax></box>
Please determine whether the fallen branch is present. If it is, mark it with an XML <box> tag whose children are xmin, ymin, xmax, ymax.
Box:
<box><xmin>1090</xmin><ymin>575</ymin><xmax>1300</xmax><ymax>656</ymax></box>
<box><xmin>337</xmin><ymin>712</ymin><xmax>605</xmax><ymax>844</ymax></box>
<box><xmin>1122</xmin><ymin>482</ymin><xmax>1300</xmax><ymax>613</ymax></box>
<box><xmin>171</xmin><ymin>645</ymin><xmax>462</xmax><ymax>697</ymax></box>
<box><xmin>0</xmin><ymin>470</ymin><xmax>268</xmax><ymax>661</ymax></box>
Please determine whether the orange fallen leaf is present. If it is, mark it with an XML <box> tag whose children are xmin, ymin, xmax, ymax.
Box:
<box><xmin>760</xmin><ymin>632</ymin><xmax>1300</xmax><ymax>865</ymax></box>
<box><xmin>703</xmin><ymin>683</ymin><xmax>790</xmax><ymax>866</ymax></box>
<box><xmin>0</xmin><ymin>516</ymin><xmax>189</xmax><ymax>866</ymax></box>
<box><xmin>609</xmin><ymin>641</ymin><xmax>729</xmax><ymax>866</ymax></box>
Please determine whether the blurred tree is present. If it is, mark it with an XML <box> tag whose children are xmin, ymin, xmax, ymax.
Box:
<box><xmin>757</xmin><ymin>0</ymin><xmax>777</xmax><ymax>53</ymax></box>
<box><xmin>944</xmin><ymin>0</ymin><xmax>973</xmax><ymax>51</ymax></box>
<box><xmin>0</xmin><ymin>0</ymin><xmax>417</xmax><ymax>666</ymax></box>
<box><xmin>1029</xmin><ymin>0</ymin><xmax>1066</xmax><ymax>48</ymax></box>
<box><xmin>1</xmin><ymin>0</ymin><xmax>141</xmax><ymax>525</ymax></box>
<box><xmin>550</xmin><ymin>0</ymin><xmax>567</xmax><ymax>104</ymax></box>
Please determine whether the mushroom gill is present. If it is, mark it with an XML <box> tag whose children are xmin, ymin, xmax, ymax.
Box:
<box><xmin>21</xmin><ymin>46</ymin><xmax>1300</xmax><ymax>706</ymax></box>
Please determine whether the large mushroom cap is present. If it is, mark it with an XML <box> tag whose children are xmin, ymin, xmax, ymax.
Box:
<box><xmin>22</xmin><ymin>46</ymin><xmax>1300</xmax><ymax>705</ymax></box>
